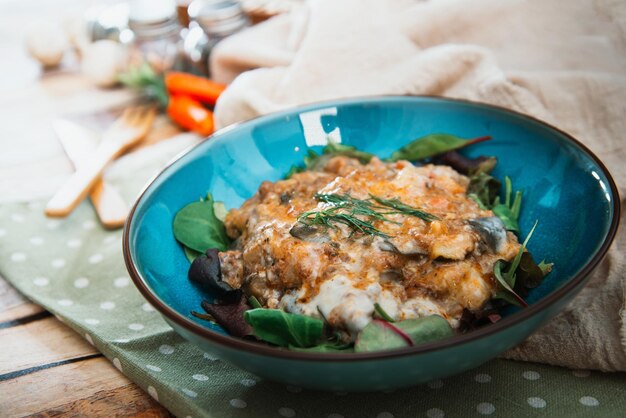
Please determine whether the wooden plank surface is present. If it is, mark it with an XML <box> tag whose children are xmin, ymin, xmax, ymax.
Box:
<box><xmin>0</xmin><ymin>316</ymin><xmax>98</xmax><ymax>375</ymax></box>
<box><xmin>0</xmin><ymin>274</ymin><xmax>172</xmax><ymax>417</ymax></box>
<box><xmin>0</xmin><ymin>355</ymin><xmax>169</xmax><ymax>417</ymax></box>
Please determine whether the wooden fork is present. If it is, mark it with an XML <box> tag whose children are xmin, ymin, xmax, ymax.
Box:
<box><xmin>45</xmin><ymin>106</ymin><xmax>156</xmax><ymax>218</ymax></box>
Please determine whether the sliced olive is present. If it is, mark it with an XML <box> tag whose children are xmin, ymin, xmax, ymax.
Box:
<box><xmin>188</xmin><ymin>248</ymin><xmax>240</xmax><ymax>301</ymax></box>
<box><xmin>468</xmin><ymin>216</ymin><xmax>507</xmax><ymax>252</ymax></box>
<box><xmin>289</xmin><ymin>222</ymin><xmax>330</xmax><ymax>243</ymax></box>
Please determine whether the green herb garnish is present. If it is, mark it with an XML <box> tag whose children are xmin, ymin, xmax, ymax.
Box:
<box><xmin>298</xmin><ymin>193</ymin><xmax>394</xmax><ymax>238</ymax></box>
<box><xmin>297</xmin><ymin>193</ymin><xmax>438</xmax><ymax>238</ymax></box>
<box><xmin>118</xmin><ymin>61</ymin><xmax>168</xmax><ymax>108</ymax></box>
<box><xmin>369</xmin><ymin>194</ymin><xmax>440</xmax><ymax>222</ymax></box>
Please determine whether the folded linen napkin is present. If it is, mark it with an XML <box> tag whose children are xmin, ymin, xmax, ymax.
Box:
<box><xmin>210</xmin><ymin>0</ymin><xmax>626</xmax><ymax>371</ymax></box>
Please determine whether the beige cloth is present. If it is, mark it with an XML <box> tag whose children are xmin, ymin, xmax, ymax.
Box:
<box><xmin>211</xmin><ymin>0</ymin><xmax>626</xmax><ymax>371</ymax></box>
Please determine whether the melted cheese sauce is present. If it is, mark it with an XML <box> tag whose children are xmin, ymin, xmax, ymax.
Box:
<box><xmin>221</xmin><ymin>156</ymin><xmax>521</xmax><ymax>339</ymax></box>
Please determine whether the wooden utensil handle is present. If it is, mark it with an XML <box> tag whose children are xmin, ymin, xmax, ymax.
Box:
<box><xmin>90</xmin><ymin>180</ymin><xmax>128</xmax><ymax>229</ymax></box>
<box><xmin>45</xmin><ymin>147</ymin><xmax>118</xmax><ymax>217</ymax></box>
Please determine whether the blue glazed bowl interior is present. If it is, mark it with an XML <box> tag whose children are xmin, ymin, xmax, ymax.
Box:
<box><xmin>127</xmin><ymin>96</ymin><xmax>617</xmax><ymax>340</ymax></box>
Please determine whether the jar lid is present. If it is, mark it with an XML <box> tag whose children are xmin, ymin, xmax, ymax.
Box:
<box><xmin>188</xmin><ymin>0</ymin><xmax>248</xmax><ymax>35</ymax></box>
<box><xmin>129</xmin><ymin>0</ymin><xmax>180</xmax><ymax>39</ymax></box>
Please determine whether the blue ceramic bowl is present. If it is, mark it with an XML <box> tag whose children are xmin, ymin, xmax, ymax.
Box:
<box><xmin>124</xmin><ymin>96</ymin><xmax>619</xmax><ymax>391</ymax></box>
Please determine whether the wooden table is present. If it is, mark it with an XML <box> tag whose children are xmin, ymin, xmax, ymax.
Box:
<box><xmin>0</xmin><ymin>1</ymin><xmax>179</xmax><ymax>415</ymax></box>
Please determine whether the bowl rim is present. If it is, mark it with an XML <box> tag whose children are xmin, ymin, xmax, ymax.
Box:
<box><xmin>123</xmin><ymin>94</ymin><xmax>621</xmax><ymax>362</ymax></box>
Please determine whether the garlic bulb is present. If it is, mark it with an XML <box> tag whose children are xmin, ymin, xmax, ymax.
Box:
<box><xmin>81</xmin><ymin>40</ymin><xmax>129</xmax><ymax>87</ymax></box>
<box><xmin>24</xmin><ymin>21</ymin><xmax>68</xmax><ymax>68</ymax></box>
<box><xmin>63</xmin><ymin>14</ymin><xmax>90</xmax><ymax>52</ymax></box>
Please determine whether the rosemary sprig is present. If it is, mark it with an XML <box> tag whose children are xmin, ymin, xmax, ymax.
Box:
<box><xmin>369</xmin><ymin>195</ymin><xmax>440</xmax><ymax>222</ymax></box>
<box><xmin>297</xmin><ymin>193</ymin><xmax>438</xmax><ymax>238</ymax></box>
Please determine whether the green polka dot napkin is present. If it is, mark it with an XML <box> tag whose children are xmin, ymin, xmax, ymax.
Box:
<box><xmin>1</xmin><ymin>159</ymin><xmax>625</xmax><ymax>418</ymax></box>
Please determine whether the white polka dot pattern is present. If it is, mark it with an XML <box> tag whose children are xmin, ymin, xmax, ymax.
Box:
<box><xmin>477</xmin><ymin>403</ymin><xmax>495</xmax><ymax>415</ymax></box>
<box><xmin>527</xmin><ymin>397</ymin><xmax>546</xmax><ymax>408</ymax></box>
<box><xmin>33</xmin><ymin>277</ymin><xmax>49</xmax><ymax>287</ymax></box>
<box><xmin>11</xmin><ymin>252</ymin><xmax>26</xmax><ymax>262</ymax></box>
<box><xmin>229</xmin><ymin>399</ymin><xmax>247</xmax><ymax>409</ymax></box>
<box><xmin>580</xmin><ymin>396</ymin><xmax>600</xmax><ymax>407</ymax></box>
<box><xmin>159</xmin><ymin>345</ymin><xmax>175</xmax><ymax>355</ymax></box>
<box><xmin>100</xmin><ymin>301</ymin><xmax>116</xmax><ymax>310</ymax></box>
<box><xmin>426</xmin><ymin>408</ymin><xmax>445</xmax><ymax>418</ymax></box>
<box><xmin>182</xmin><ymin>388</ymin><xmax>197</xmax><ymax>398</ymax></box>
<box><xmin>523</xmin><ymin>371</ymin><xmax>541</xmax><ymax>380</ymax></box>
<box><xmin>113</xmin><ymin>277</ymin><xmax>129</xmax><ymax>288</ymax></box>
<box><xmin>74</xmin><ymin>277</ymin><xmax>89</xmax><ymax>288</ymax></box>
<box><xmin>67</xmin><ymin>238</ymin><xmax>82</xmax><ymax>248</ymax></box>
<box><xmin>88</xmin><ymin>253</ymin><xmax>104</xmax><ymax>264</ymax></box>
<box><xmin>29</xmin><ymin>236</ymin><xmax>44</xmax><ymax>245</ymax></box>
<box><xmin>278</xmin><ymin>407</ymin><xmax>296</xmax><ymax>417</ymax></box>
<box><xmin>51</xmin><ymin>258</ymin><xmax>66</xmax><ymax>268</ymax></box>
<box><xmin>475</xmin><ymin>373</ymin><xmax>492</xmax><ymax>383</ymax></box>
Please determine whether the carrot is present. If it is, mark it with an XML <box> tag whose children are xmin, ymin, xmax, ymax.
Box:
<box><xmin>167</xmin><ymin>95</ymin><xmax>214</xmax><ymax>137</ymax></box>
<box><xmin>165</xmin><ymin>72</ymin><xmax>226</xmax><ymax>106</ymax></box>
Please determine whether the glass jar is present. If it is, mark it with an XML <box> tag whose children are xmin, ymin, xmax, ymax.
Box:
<box><xmin>128</xmin><ymin>0</ymin><xmax>184</xmax><ymax>73</ymax></box>
<box><xmin>183</xmin><ymin>0</ymin><xmax>249</xmax><ymax>76</ymax></box>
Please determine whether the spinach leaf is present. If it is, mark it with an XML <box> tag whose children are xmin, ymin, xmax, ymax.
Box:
<box><xmin>189</xmin><ymin>249</ymin><xmax>239</xmax><ymax>302</ymax></box>
<box><xmin>284</xmin><ymin>165</ymin><xmax>302</xmax><ymax>179</ymax></box>
<box><xmin>213</xmin><ymin>201</ymin><xmax>228</xmax><ymax>222</ymax></box>
<box><xmin>390</xmin><ymin>134</ymin><xmax>491</xmax><ymax>161</ymax></box>
<box><xmin>490</xmin><ymin>176</ymin><xmax>522</xmax><ymax>232</ymax></box>
<box><xmin>395</xmin><ymin>315</ymin><xmax>454</xmax><ymax>345</ymax></box>
<box><xmin>468</xmin><ymin>172</ymin><xmax>501</xmax><ymax>209</ymax></box>
<box><xmin>432</xmin><ymin>151</ymin><xmax>497</xmax><ymax>176</ymax></box>
<box><xmin>355</xmin><ymin>316</ymin><xmax>453</xmax><ymax>352</ymax></box>
<box><xmin>516</xmin><ymin>252</ymin><xmax>545</xmax><ymax>289</ymax></box>
<box><xmin>285</xmin><ymin>139</ymin><xmax>375</xmax><ymax>177</ymax></box>
<box><xmin>244</xmin><ymin>309</ymin><xmax>324</xmax><ymax>348</ymax></box>
<box><xmin>493</xmin><ymin>260</ymin><xmax>527</xmax><ymax>307</ymax></box>
<box><xmin>199</xmin><ymin>297</ymin><xmax>253</xmax><ymax>338</ymax></box>
<box><xmin>288</xmin><ymin>339</ymin><xmax>353</xmax><ymax>353</ymax></box>
<box><xmin>183</xmin><ymin>246</ymin><xmax>202</xmax><ymax>263</ymax></box>
<box><xmin>173</xmin><ymin>193</ymin><xmax>230</xmax><ymax>253</ymax></box>
<box><xmin>492</xmin><ymin>221</ymin><xmax>538</xmax><ymax>307</ymax></box>
<box><xmin>538</xmin><ymin>260</ymin><xmax>554</xmax><ymax>276</ymax></box>
<box><xmin>354</xmin><ymin>320</ymin><xmax>410</xmax><ymax>352</ymax></box>
<box><xmin>515</xmin><ymin>253</ymin><xmax>554</xmax><ymax>291</ymax></box>
<box><xmin>324</xmin><ymin>140</ymin><xmax>374</xmax><ymax>164</ymax></box>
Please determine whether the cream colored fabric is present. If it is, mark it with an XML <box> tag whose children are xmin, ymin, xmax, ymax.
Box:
<box><xmin>211</xmin><ymin>0</ymin><xmax>626</xmax><ymax>371</ymax></box>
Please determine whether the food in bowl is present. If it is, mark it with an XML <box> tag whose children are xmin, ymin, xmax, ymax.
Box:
<box><xmin>173</xmin><ymin>133</ymin><xmax>552</xmax><ymax>353</ymax></box>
